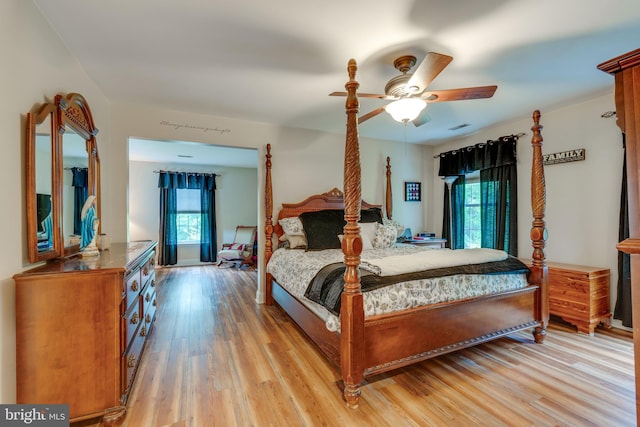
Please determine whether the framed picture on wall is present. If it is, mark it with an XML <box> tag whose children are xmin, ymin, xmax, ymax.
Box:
<box><xmin>404</xmin><ymin>181</ymin><xmax>421</xmax><ymax>202</ymax></box>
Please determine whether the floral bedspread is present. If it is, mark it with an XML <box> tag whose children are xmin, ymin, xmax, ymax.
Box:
<box><xmin>266</xmin><ymin>246</ymin><xmax>529</xmax><ymax>332</ymax></box>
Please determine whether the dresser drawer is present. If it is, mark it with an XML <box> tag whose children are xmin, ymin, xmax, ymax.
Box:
<box><xmin>122</xmin><ymin>323</ymin><xmax>146</xmax><ymax>396</ymax></box>
<box><xmin>144</xmin><ymin>292</ymin><xmax>157</xmax><ymax>329</ymax></box>
<box><xmin>123</xmin><ymin>296</ymin><xmax>142</xmax><ymax>350</ymax></box>
<box><xmin>141</xmin><ymin>252</ymin><xmax>156</xmax><ymax>286</ymax></box>
<box><xmin>125</xmin><ymin>269</ymin><xmax>142</xmax><ymax>309</ymax></box>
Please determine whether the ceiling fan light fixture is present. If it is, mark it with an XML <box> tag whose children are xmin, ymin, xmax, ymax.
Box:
<box><xmin>385</xmin><ymin>98</ymin><xmax>427</xmax><ymax>123</ymax></box>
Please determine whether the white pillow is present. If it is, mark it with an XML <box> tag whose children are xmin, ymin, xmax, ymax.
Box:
<box><xmin>338</xmin><ymin>231</ymin><xmax>373</xmax><ymax>250</ymax></box>
<box><xmin>359</xmin><ymin>222</ymin><xmax>377</xmax><ymax>250</ymax></box>
<box><xmin>372</xmin><ymin>223</ymin><xmax>397</xmax><ymax>249</ymax></box>
<box><xmin>278</xmin><ymin>216</ymin><xmax>304</xmax><ymax>236</ymax></box>
<box><xmin>285</xmin><ymin>234</ymin><xmax>307</xmax><ymax>249</ymax></box>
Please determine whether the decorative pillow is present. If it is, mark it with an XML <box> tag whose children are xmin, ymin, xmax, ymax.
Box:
<box><xmin>372</xmin><ymin>223</ymin><xmax>397</xmax><ymax>249</ymax></box>
<box><xmin>299</xmin><ymin>209</ymin><xmax>346</xmax><ymax>250</ymax></box>
<box><xmin>382</xmin><ymin>217</ymin><xmax>405</xmax><ymax>235</ymax></box>
<box><xmin>284</xmin><ymin>234</ymin><xmax>307</xmax><ymax>249</ymax></box>
<box><xmin>278</xmin><ymin>216</ymin><xmax>305</xmax><ymax>236</ymax></box>
<box><xmin>360</xmin><ymin>207</ymin><xmax>383</xmax><ymax>224</ymax></box>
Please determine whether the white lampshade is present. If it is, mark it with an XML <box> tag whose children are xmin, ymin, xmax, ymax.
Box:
<box><xmin>385</xmin><ymin>98</ymin><xmax>427</xmax><ymax>123</ymax></box>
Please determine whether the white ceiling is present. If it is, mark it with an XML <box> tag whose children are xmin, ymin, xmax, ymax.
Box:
<box><xmin>34</xmin><ymin>0</ymin><xmax>640</xmax><ymax>153</ymax></box>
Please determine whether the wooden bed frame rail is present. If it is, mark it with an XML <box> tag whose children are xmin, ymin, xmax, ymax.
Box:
<box><xmin>263</xmin><ymin>59</ymin><xmax>548</xmax><ymax>408</ymax></box>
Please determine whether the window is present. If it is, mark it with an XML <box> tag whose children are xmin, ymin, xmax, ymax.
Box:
<box><xmin>463</xmin><ymin>172</ymin><xmax>481</xmax><ymax>248</ymax></box>
<box><xmin>177</xmin><ymin>189</ymin><xmax>201</xmax><ymax>243</ymax></box>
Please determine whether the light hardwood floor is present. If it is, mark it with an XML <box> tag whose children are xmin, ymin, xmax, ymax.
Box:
<box><xmin>78</xmin><ymin>265</ymin><xmax>635</xmax><ymax>427</ymax></box>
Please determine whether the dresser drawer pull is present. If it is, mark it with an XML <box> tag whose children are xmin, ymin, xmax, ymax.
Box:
<box><xmin>131</xmin><ymin>280</ymin><xmax>139</xmax><ymax>292</ymax></box>
<box><xmin>127</xmin><ymin>354</ymin><xmax>136</xmax><ymax>368</ymax></box>
<box><xmin>140</xmin><ymin>325</ymin><xmax>147</xmax><ymax>337</ymax></box>
<box><xmin>145</xmin><ymin>313</ymin><xmax>152</xmax><ymax>323</ymax></box>
<box><xmin>130</xmin><ymin>312</ymin><xmax>139</xmax><ymax>325</ymax></box>
<box><xmin>145</xmin><ymin>292</ymin><xmax>151</xmax><ymax>302</ymax></box>
<box><xmin>143</xmin><ymin>267</ymin><xmax>149</xmax><ymax>276</ymax></box>
<box><xmin>152</xmin><ymin>299</ymin><xmax>157</xmax><ymax>307</ymax></box>
<box><xmin>150</xmin><ymin>279</ymin><xmax>156</xmax><ymax>288</ymax></box>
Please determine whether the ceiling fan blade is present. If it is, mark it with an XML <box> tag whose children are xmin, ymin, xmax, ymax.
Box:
<box><xmin>359</xmin><ymin>107</ymin><xmax>386</xmax><ymax>124</ymax></box>
<box><xmin>405</xmin><ymin>52</ymin><xmax>453</xmax><ymax>94</ymax></box>
<box><xmin>425</xmin><ymin>85</ymin><xmax>498</xmax><ymax>102</ymax></box>
<box><xmin>330</xmin><ymin>91</ymin><xmax>392</xmax><ymax>99</ymax></box>
<box><xmin>412</xmin><ymin>111</ymin><xmax>431</xmax><ymax>127</ymax></box>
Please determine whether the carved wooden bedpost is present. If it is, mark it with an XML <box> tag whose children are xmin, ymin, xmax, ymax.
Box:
<box><xmin>264</xmin><ymin>144</ymin><xmax>274</xmax><ymax>305</ymax></box>
<box><xmin>341</xmin><ymin>58</ymin><xmax>365</xmax><ymax>408</ymax></box>
<box><xmin>385</xmin><ymin>156</ymin><xmax>392</xmax><ymax>220</ymax></box>
<box><xmin>530</xmin><ymin>110</ymin><xmax>549</xmax><ymax>343</ymax></box>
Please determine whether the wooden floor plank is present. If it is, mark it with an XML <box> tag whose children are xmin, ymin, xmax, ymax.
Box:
<box><xmin>73</xmin><ymin>265</ymin><xmax>635</xmax><ymax>427</ymax></box>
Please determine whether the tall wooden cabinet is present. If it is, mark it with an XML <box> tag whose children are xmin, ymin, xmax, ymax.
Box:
<box><xmin>598</xmin><ymin>48</ymin><xmax>640</xmax><ymax>427</ymax></box>
<box><xmin>13</xmin><ymin>240</ymin><xmax>158</xmax><ymax>423</ymax></box>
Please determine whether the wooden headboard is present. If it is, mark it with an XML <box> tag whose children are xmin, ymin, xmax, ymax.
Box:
<box><xmin>273</xmin><ymin>187</ymin><xmax>381</xmax><ymax>239</ymax></box>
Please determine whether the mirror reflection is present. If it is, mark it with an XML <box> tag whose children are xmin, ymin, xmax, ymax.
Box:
<box><xmin>35</xmin><ymin>115</ymin><xmax>53</xmax><ymax>253</ymax></box>
<box><xmin>62</xmin><ymin>128</ymin><xmax>89</xmax><ymax>248</ymax></box>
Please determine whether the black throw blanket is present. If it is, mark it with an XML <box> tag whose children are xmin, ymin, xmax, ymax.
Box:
<box><xmin>304</xmin><ymin>257</ymin><xmax>530</xmax><ymax>316</ymax></box>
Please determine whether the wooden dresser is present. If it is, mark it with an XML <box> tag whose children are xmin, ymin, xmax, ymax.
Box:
<box><xmin>14</xmin><ymin>240</ymin><xmax>158</xmax><ymax>424</ymax></box>
<box><xmin>545</xmin><ymin>261</ymin><xmax>611</xmax><ymax>335</ymax></box>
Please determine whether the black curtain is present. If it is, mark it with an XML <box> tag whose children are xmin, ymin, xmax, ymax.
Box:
<box><xmin>615</xmin><ymin>134</ymin><xmax>632</xmax><ymax>327</ymax></box>
<box><xmin>480</xmin><ymin>163</ymin><xmax>518</xmax><ymax>255</ymax></box>
<box><xmin>157</xmin><ymin>171</ymin><xmax>217</xmax><ymax>266</ymax></box>
<box><xmin>71</xmin><ymin>167</ymin><xmax>88</xmax><ymax>235</ymax></box>
<box><xmin>438</xmin><ymin>136</ymin><xmax>518</xmax><ymax>254</ymax></box>
<box><xmin>442</xmin><ymin>176</ymin><xmax>466</xmax><ymax>249</ymax></box>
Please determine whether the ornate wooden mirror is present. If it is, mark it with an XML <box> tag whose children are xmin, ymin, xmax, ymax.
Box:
<box><xmin>25</xmin><ymin>93</ymin><xmax>100</xmax><ymax>263</ymax></box>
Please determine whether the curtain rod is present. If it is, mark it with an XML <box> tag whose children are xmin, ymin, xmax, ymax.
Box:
<box><xmin>432</xmin><ymin>132</ymin><xmax>526</xmax><ymax>159</ymax></box>
<box><xmin>153</xmin><ymin>169</ymin><xmax>220</xmax><ymax>176</ymax></box>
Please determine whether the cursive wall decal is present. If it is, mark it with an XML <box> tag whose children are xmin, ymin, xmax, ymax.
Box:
<box><xmin>160</xmin><ymin>120</ymin><xmax>231</xmax><ymax>135</ymax></box>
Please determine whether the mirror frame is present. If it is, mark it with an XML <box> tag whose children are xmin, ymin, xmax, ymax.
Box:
<box><xmin>26</xmin><ymin>102</ymin><xmax>61</xmax><ymax>262</ymax></box>
<box><xmin>25</xmin><ymin>93</ymin><xmax>100</xmax><ymax>263</ymax></box>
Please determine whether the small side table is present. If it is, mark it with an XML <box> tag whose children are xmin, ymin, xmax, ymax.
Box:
<box><xmin>406</xmin><ymin>238</ymin><xmax>447</xmax><ymax>248</ymax></box>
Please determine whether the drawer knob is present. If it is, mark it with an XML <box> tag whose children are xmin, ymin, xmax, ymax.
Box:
<box><xmin>143</xmin><ymin>267</ymin><xmax>149</xmax><ymax>276</ymax></box>
<box><xmin>152</xmin><ymin>299</ymin><xmax>157</xmax><ymax>307</ymax></box>
<box><xmin>151</xmin><ymin>279</ymin><xmax>156</xmax><ymax>288</ymax></box>
<box><xmin>145</xmin><ymin>293</ymin><xmax>151</xmax><ymax>302</ymax></box>
<box><xmin>131</xmin><ymin>280</ymin><xmax>139</xmax><ymax>292</ymax></box>
<box><xmin>127</xmin><ymin>354</ymin><xmax>136</xmax><ymax>368</ymax></box>
<box><xmin>130</xmin><ymin>312</ymin><xmax>139</xmax><ymax>325</ymax></box>
<box><xmin>140</xmin><ymin>325</ymin><xmax>147</xmax><ymax>337</ymax></box>
<box><xmin>146</xmin><ymin>313</ymin><xmax>151</xmax><ymax>323</ymax></box>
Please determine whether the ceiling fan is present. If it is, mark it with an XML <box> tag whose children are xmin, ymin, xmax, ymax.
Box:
<box><xmin>330</xmin><ymin>52</ymin><xmax>497</xmax><ymax>126</ymax></box>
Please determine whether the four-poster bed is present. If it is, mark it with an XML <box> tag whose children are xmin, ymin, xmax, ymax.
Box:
<box><xmin>263</xmin><ymin>59</ymin><xmax>549</xmax><ymax>408</ymax></box>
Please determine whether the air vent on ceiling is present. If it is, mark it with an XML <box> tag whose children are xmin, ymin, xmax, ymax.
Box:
<box><xmin>177</xmin><ymin>154</ymin><xmax>193</xmax><ymax>158</ymax></box>
<box><xmin>449</xmin><ymin>123</ymin><xmax>470</xmax><ymax>131</ymax></box>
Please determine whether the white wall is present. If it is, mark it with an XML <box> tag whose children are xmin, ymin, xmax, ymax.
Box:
<box><xmin>129</xmin><ymin>159</ymin><xmax>258</xmax><ymax>266</ymax></box>
<box><xmin>1</xmin><ymin>0</ymin><xmax>111</xmax><ymax>403</ymax></box>
<box><xmin>429</xmin><ymin>93</ymin><xmax>625</xmax><ymax>328</ymax></box>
